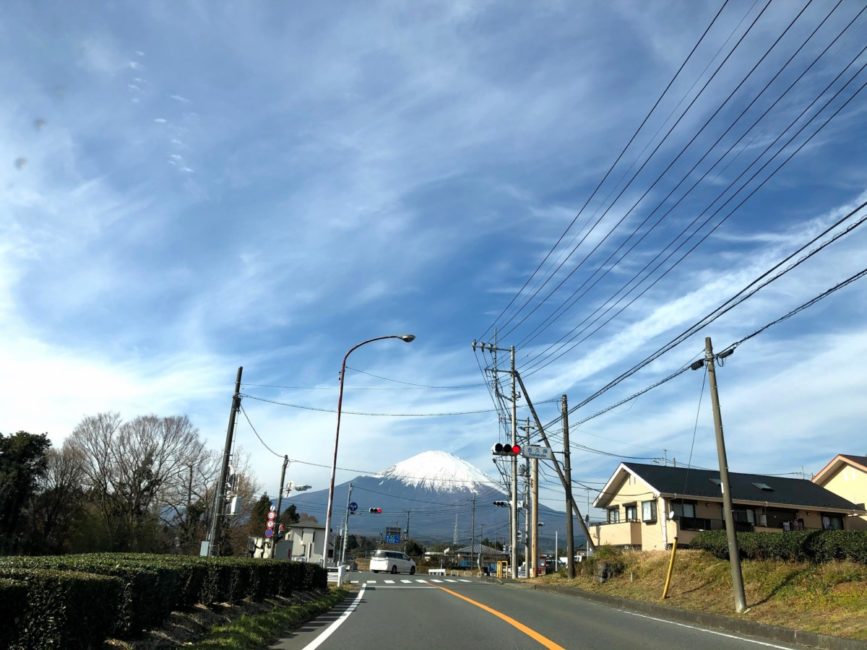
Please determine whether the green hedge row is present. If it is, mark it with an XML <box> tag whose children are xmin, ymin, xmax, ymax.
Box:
<box><xmin>0</xmin><ymin>554</ymin><xmax>327</xmax><ymax>648</ymax></box>
<box><xmin>0</xmin><ymin>568</ymin><xmax>123</xmax><ymax>649</ymax></box>
<box><xmin>690</xmin><ymin>530</ymin><xmax>867</xmax><ymax>563</ymax></box>
<box><xmin>0</xmin><ymin>579</ymin><xmax>28</xmax><ymax>649</ymax></box>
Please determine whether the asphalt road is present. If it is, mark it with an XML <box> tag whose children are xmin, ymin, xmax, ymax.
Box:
<box><xmin>271</xmin><ymin>571</ymin><xmax>807</xmax><ymax>650</ymax></box>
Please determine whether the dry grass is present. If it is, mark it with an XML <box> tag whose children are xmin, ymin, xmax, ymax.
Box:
<box><xmin>536</xmin><ymin>549</ymin><xmax>867</xmax><ymax>641</ymax></box>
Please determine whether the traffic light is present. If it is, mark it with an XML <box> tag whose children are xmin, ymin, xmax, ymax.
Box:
<box><xmin>493</xmin><ymin>500</ymin><xmax>509</xmax><ymax>508</ymax></box>
<box><xmin>492</xmin><ymin>443</ymin><xmax>522</xmax><ymax>456</ymax></box>
<box><xmin>369</xmin><ymin>507</ymin><xmax>383</xmax><ymax>514</ymax></box>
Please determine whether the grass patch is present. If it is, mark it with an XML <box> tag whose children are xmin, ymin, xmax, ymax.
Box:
<box><xmin>191</xmin><ymin>589</ymin><xmax>349</xmax><ymax>649</ymax></box>
<box><xmin>538</xmin><ymin>549</ymin><xmax>867</xmax><ymax>641</ymax></box>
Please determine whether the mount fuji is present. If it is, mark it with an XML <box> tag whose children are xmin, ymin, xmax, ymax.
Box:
<box><xmin>283</xmin><ymin>450</ymin><xmax>583</xmax><ymax>547</ymax></box>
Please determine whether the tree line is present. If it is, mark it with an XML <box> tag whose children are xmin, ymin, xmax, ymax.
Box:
<box><xmin>0</xmin><ymin>413</ymin><xmax>307</xmax><ymax>556</ymax></box>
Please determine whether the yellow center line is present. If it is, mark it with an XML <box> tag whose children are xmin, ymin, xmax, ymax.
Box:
<box><xmin>437</xmin><ymin>586</ymin><xmax>566</xmax><ymax>650</ymax></box>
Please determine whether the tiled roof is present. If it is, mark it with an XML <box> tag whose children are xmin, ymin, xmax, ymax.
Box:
<box><xmin>622</xmin><ymin>462</ymin><xmax>862</xmax><ymax>511</ymax></box>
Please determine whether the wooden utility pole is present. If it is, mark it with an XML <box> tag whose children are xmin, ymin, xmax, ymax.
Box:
<box><xmin>562</xmin><ymin>395</ymin><xmax>576</xmax><ymax>578</ymax></box>
<box><xmin>206</xmin><ymin>366</ymin><xmax>243</xmax><ymax>557</ymax></box>
<box><xmin>705</xmin><ymin>337</ymin><xmax>747</xmax><ymax>613</ymax></box>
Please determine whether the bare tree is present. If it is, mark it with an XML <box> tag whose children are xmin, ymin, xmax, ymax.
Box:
<box><xmin>67</xmin><ymin>412</ymin><xmax>209</xmax><ymax>552</ymax></box>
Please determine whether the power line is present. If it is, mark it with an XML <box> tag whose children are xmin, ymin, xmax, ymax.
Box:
<box><xmin>495</xmin><ymin>0</ymin><xmax>776</xmax><ymax>341</ymax></box>
<box><xmin>241</xmin><ymin>393</ymin><xmax>505</xmax><ymax>417</ymax></box>
<box><xmin>345</xmin><ymin>367</ymin><xmax>488</xmax><ymax>390</ymax></box>
<box><xmin>480</xmin><ymin>0</ymin><xmax>732</xmax><ymax>339</ymax></box>
<box><xmin>517</xmin><ymin>1</ymin><xmax>862</xmax><ymax>352</ymax></box>
<box><xmin>526</xmin><ymin>59</ymin><xmax>867</xmax><ymax>379</ymax></box>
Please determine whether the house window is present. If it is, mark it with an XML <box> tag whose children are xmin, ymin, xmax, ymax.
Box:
<box><xmin>642</xmin><ymin>500</ymin><xmax>657</xmax><ymax>522</ymax></box>
<box><xmin>607</xmin><ymin>508</ymin><xmax>621</xmax><ymax>523</ymax></box>
<box><xmin>822</xmin><ymin>514</ymin><xmax>843</xmax><ymax>530</ymax></box>
<box><xmin>671</xmin><ymin>502</ymin><xmax>695</xmax><ymax>519</ymax></box>
<box><xmin>624</xmin><ymin>504</ymin><xmax>638</xmax><ymax>522</ymax></box>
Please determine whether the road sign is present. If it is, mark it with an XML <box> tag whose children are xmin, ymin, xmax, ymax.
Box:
<box><xmin>264</xmin><ymin>529</ymin><xmax>273</xmax><ymax>538</ymax></box>
<box><xmin>385</xmin><ymin>534</ymin><xmax>401</xmax><ymax>544</ymax></box>
<box><xmin>267</xmin><ymin>510</ymin><xmax>277</xmax><ymax>520</ymax></box>
<box><xmin>266</xmin><ymin>520</ymin><xmax>275</xmax><ymax>529</ymax></box>
<box><xmin>348</xmin><ymin>502</ymin><xmax>358</xmax><ymax>513</ymax></box>
<box><xmin>522</xmin><ymin>444</ymin><xmax>554</xmax><ymax>460</ymax></box>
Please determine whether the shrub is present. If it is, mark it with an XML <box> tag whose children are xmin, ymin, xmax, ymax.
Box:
<box><xmin>690</xmin><ymin>530</ymin><xmax>867</xmax><ymax>564</ymax></box>
<box><xmin>0</xmin><ymin>568</ymin><xmax>123</xmax><ymax>649</ymax></box>
<box><xmin>0</xmin><ymin>579</ymin><xmax>27</xmax><ymax>648</ymax></box>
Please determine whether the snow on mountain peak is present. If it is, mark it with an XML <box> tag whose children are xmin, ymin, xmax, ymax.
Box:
<box><xmin>376</xmin><ymin>450</ymin><xmax>499</xmax><ymax>493</ymax></box>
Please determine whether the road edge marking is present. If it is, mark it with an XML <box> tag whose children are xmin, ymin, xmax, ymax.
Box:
<box><xmin>619</xmin><ymin>609</ymin><xmax>796</xmax><ymax>649</ymax></box>
<box><xmin>437</xmin><ymin>586</ymin><xmax>566</xmax><ymax>650</ymax></box>
<box><xmin>302</xmin><ymin>586</ymin><xmax>365</xmax><ymax>650</ymax></box>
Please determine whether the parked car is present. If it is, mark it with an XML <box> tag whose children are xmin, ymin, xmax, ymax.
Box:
<box><xmin>370</xmin><ymin>549</ymin><xmax>416</xmax><ymax>574</ymax></box>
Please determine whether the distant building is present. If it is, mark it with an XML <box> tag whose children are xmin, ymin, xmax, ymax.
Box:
<box><xmin>812</xmin><ymin>454</ymin><xmax>867</xmax><ymax>531</ymax></box>
<box><xmin>592</xmin><ymin>462</ymin><xmax>866</xmax><ymax>551</ymax></box>
<box><xmin>278</xmin><ymin>523</ymin><xmax>330</xmax><ymax>563</ymax></box>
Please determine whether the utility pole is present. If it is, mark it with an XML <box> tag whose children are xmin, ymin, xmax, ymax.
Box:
<box><xmin>523</xmin><ymin>461</ymin><xmax>530</xmax><ymax>577</ymax></box>
<box><xmin>271</xmin><ymin>455</ymin><xmax>289</xmax><ymax>558</ymax></box>
<box><xmin>510</xmin><ymin>345</ymin><xmax>519</xmax><ymax>578</ymax></box>
<box><xmin>705</xmin><ymin>337</ymin><xmax>747</xmax><ymax>613</ymax></box>
<box><xmin>206</xmin><ymin>366</ymin><xmax>243</xmax><ymax>557</ymax></box>
<box><xmin>340</xmin><ymin>483</ymin><xmax>353</xmax><ymax>567</ymax></box>
<box><xmin>404</xmin><ymin>510</ymin><xmax>411</xmax><ymax>554</ymax></box>
<box><xmin>562</xmin><ymin>395</ymin><xmax>576</xmax><ymax>578</ymax></box>
<box><xmin>471</xmin><ymin>494</ymin><xmax>476</xmax><ymax>573</ymax></box>
<box><xmin>531</xmin><ymin>457</ymin><xmax>539</xmax><ymax>577</ymax></box>
<box><xmin>515</xmin><ymin>372</ymin><xmax>596</xmax><ymax>551</ymax></box>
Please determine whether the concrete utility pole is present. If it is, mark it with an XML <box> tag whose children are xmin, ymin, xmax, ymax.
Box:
<box><xmin>531</xmin><ymin>457</ymin><xmax>539</xmax><ymax>577</ymax></box>
<box><xmin>523</xmin><ymin>461</ymin><xmax>530</xmax><ymax>576</ymax></box>
<box><xmin>471</xmin><ymin>494</ymin><xmax>476</xmax><ymax>572</ymax></box>
<box><xmin>340</xmin><ymin>483</ymin><xmax>353</xmax><ymax>567</ymax></box>
<box><xmin>515</xmin><ymin>372</ymin><xmax>596</xmax><ymax>551</ymax></box>
<box><xmin>510</xmin><ymin>345</ymin><xmax>519</xmax><ymax>578</ymax></box>
<box><xmin>404</xmin><ymin>510</ymin><xmax>411</xmax><ymax>554</ymax></box>
<box><xmin>206</xmin><ymin>366</ymin><xmax>243</xmax><ymax>557</ymax></box>
<box><xmin>271</xmin><ymin>455</ymin><xmax>290</xmax><ymax>558</ymax></box>
<box><xmin>705</xmin><ymin>337</ymin><xmax>747</xmax><ymax>613</ymax></box>
<box><xmin>562</xmin><ymin>395</ymin><xmax>576</xmax><ymax>578</ymax></box>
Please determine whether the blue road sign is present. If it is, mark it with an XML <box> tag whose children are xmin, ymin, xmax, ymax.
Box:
<box><xmin>264</xmin><ymin>529</ymin><xmax>274</xmax><ymax>538</ymax></box>
<box><xmin>348</xmin><ymin>501</ymin><xmax>358</xmax><ymax>512</ymax></box>
<box><xmin>385</xmin><ymin>534</ymin><xmax>401</xmax><ymax>544</ymax></box>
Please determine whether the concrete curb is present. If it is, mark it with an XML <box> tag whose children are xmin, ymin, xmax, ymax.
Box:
<box><xmin>519</xmin><ymin>583</ymin><xmax>865</xmax><ymax>650</ymax></box>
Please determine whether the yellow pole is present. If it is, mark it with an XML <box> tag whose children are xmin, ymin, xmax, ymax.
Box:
<box><xmin>661</xmin><ymin>537</ymin><xmax>678</xmax><ymax>600</ymax></box>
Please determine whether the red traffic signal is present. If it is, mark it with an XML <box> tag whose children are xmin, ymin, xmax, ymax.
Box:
<box><xmin>492</xmin><ymin>443</ymin><xmax>522</xmax><ymax>456</ymax></box>
<box><xmin>369</xmin><ymin>507</ymin><xmax>383</xmax><ymax>514</ymax></box>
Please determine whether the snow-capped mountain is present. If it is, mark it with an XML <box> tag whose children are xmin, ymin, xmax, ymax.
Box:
<box><xmin>376</xmin><ymin>450</ymin><xmax>501</xmax><ymax>492</ymax></box>
<box><xmin>283</xmin><ymin>450</ymin><xmax>584</xmax><ymax>547</ymax></box>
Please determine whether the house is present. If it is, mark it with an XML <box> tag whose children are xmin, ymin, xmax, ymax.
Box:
<box><xmin>275</xmin><ymin>522</ymin><xmax>331</xmax><ymax>563</ymax></box>
<box><xmin>592</xmin><ymin>462</ymin><xmax>866</xmax><ymax>551</ymax></box>
<box><xmin>812</xmin><ymin>454</ymin><xmax>867</xmax><ymax>531</ymax></box>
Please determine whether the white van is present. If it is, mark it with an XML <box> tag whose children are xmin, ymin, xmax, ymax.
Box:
<box><xmin>370</xmin><ymin>549</ymin><xmax>416</xmax><ymax>574</ymax></box>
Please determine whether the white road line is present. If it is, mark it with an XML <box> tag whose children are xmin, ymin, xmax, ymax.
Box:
<box><xmin>302</xmin><ymin>585</ymin><xmax>365</xmax><ymax>650</ymax></box>
<box><xmin>384</xmin><ymin>579</ymin><xmax>395</xmax><ymax>584</ymax></box>
<box><xmin>401</xmin><ymin>579</ymin><xmax>411</xmax><ymax>583</ymax></box>
<box><xmin>350</xmin><ymin>580</ymin><xmax>358</xmax><ymax>584</ymax></box>
<box><xmin>431</xmin><ymin>579</ymin><xmax>443</xmax><ymax>583</ymax></box>
<box><xmin>445</xmin><ymin>579</ymin><xmax>457</xmax><ymax>583</ymax></box>
<box><xmin>416</xmin><ymin>578</ymin><xmax>428</xmax><ymax>583</ymax></box>
<box><xmin>366</xmin><ymin>580</ymin><xmax>377</xmax><ymax>584</ymax></box>
<box><xmin>458</xmin><ymin>579</ymin><xmax>470</xmax><ymax>583</ymax></box>
<box><xmin>619</xmin><ymin>610</ymin><xmax>796</xmax><ymax>649</ymax></box>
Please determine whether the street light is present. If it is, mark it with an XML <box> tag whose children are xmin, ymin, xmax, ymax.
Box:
<box><xmin>323</xmin><ymin>334</ymin><xmax>415</xmax><ymax>572</ymax></box>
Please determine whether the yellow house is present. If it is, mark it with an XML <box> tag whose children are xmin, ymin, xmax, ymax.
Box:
<box><xmin>592</xmin><ymin>462</ymin><xmax>866</xmax><ymax>551</ymax></box>
<box><xmin>812</xmin><ymin>454</ymin><xmax>867</xmax><ymax>531</ymax></box>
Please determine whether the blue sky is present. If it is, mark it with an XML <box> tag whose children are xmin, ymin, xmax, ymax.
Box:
<box><xmin>2</xmin><ymin>1</ymin><xmax>866</xmax><ymax>519</ymax></box>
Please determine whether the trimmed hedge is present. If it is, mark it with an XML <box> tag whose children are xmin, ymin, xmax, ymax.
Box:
<box><xmin>691</xmin><ymin>529</ymin><xmax>867</xmax><ymax>563</ymax></box>
<box><xmin>0</xmin><ymin>567</ymin><xmax>123</xmax><ymax>649</ymax></box>
<box><xmin>0</xmin><ymin>579</ymin><xmax>28</xmax><ymax>648</ymax></box>
<box><xmin>0</xmin><ymin>554</ymin><xmax>328</xmax><ymax>647</ymax></box>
